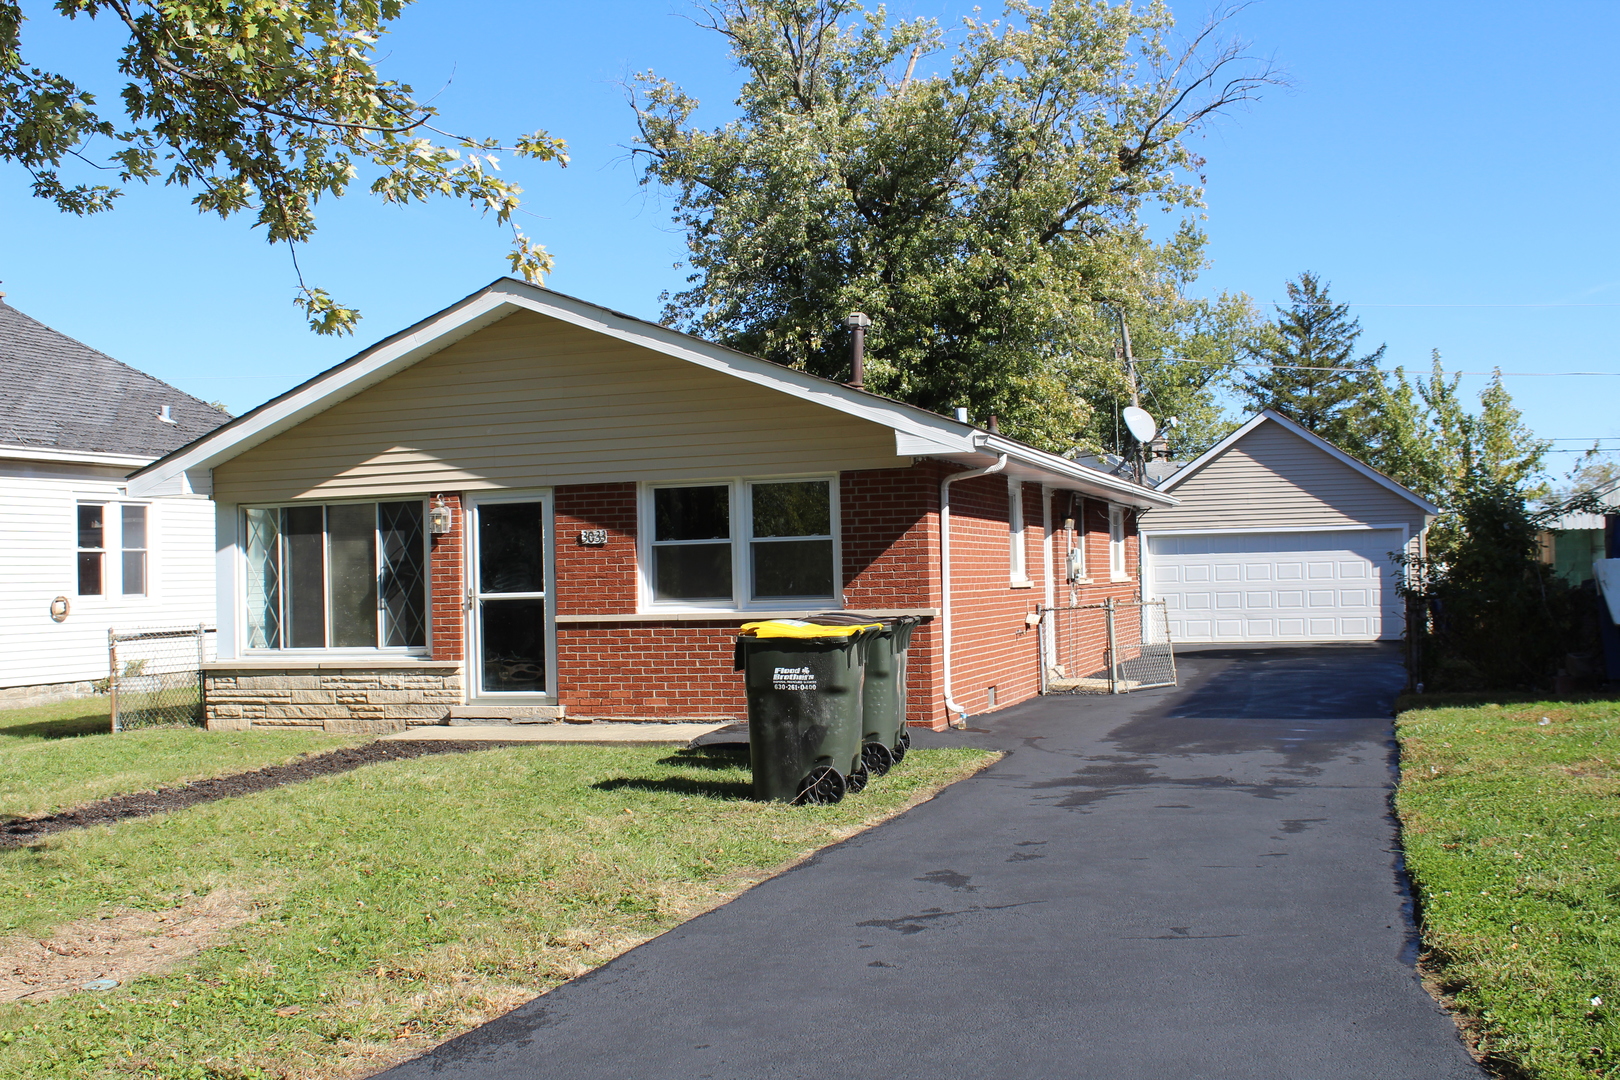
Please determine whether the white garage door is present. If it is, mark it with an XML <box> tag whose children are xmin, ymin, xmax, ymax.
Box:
<box><xmin>1146</xmin><ymin>530</ymin><xmax>1406</xmax><ymax>643</ymax></box>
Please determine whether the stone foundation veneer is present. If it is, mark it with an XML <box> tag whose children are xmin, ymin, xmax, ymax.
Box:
<box><xmin>203</xmin><ymin>660</ymin><xmax>464</xmax><ymax>734</ymax></box>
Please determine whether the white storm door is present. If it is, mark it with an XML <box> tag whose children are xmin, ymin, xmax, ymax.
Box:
<box><xmin>1148</xmin><ymin>530</ymin><xmax>1404</xmax><ymax>643</ymax></box>
<box><xmin>467</xmin><ymin>495</ymin><xmax>555</xmax><ymax>699</ymax></box>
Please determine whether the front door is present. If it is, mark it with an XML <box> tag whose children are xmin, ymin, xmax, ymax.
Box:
<box><xmin>468</xmin><ymin>496</ymin><xmax>553</xmax><ymax>698</ymax></box>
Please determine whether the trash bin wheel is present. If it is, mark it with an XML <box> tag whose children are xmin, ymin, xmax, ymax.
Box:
<box><xmin>861</xmin><ymin>740</ymin><xmax>896</xmax><ymax>777</ymax></box>
<box><xmin>794</xmin><ymin>766</ymin><xmax>846</xmax><ymax>805</ymax></box>
<box><xmin>846</xmin><ymin>761</ymin><xmax>870</xmax><ymax>794</ymax></box>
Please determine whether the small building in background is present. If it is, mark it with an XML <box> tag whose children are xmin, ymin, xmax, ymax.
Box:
<box><xmin>0</xmin><ymin>300</ymin><xmax>228</xmax><ymax>706</ymax></box>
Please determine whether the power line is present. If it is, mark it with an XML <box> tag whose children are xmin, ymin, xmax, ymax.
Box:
<box><xmin>1141</xmin><ymin>358</ymin><xmax>1620</xmax><ymax>377</ymax></box>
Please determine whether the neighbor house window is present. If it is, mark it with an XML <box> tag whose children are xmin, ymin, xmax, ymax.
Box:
<box><xmin>244</xmin><ymin>501</ymin><xmax>426</xmax><ymax>650</ymax></box>
<box><xmin>1008</xmin><ymin>479</ymin><xmax>1028</xmax><ymax>583</ymax></box>
<box><xmin>1108</xmin><ymin>505</ymin><xmax>1128</xmax><ymax>580</ymax></box>
<box><xmin>645</xmin><ymin>478</ymin><xmax>836</xmax><ymax>607</ymax></box>
<box><xmin>77</xmin><ymin>504</ymin><xmax>104</xmax><ymax>596</ymax></box>
<box><xmin>121</xmin><ymin>505</ymin><xmax>148</xmax><ymax>596</ymax></box>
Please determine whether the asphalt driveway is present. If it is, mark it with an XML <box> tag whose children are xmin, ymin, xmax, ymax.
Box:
<box><xmin>383</xmin><ymin>644</ymin><xmax>1481</xmax><ymax>1079</ymax></box>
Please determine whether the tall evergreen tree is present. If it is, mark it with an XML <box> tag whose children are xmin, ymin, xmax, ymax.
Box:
<box><xmin>1242</xmin><ymin>272</ymin><xmax>1383</xmax><ymax>445</ymax></box>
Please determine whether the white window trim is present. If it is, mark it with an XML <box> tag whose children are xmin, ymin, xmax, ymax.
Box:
<box><xmin>637</xmin><ymin>474</ymin><xmax>843</xmax><ymax>614</ymax></box>
<box><xmin>1108</xmin><ymin>504</ymin><xmax>1129</xmax><ymax>581</ymax></box>
<box><xmin>1008</xmin><ymin>478</ymin><xmax>1032</xmax><ymax>588</ymax></box>
<box><xmin>74</xmin><ymin>498</ymin><xmax>157</xmax><ymax>603</ymax></box>
<box><xmin>237</xmin><ymin>496</ymin><xmax>432</xmax><ymax>657</ymax></box>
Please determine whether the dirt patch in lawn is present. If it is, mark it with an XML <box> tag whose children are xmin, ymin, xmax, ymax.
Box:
<box><xmin>0</xmin><ymin>889</ymin><xmax>260</xmax><ymax>1002</ymax></box>
<box><xmin>0</xmin><ymin>740</ymin><xmax>513</xmax><ymax>848</ymax></box>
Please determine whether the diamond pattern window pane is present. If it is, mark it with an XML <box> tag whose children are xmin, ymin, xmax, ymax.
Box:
<box><xmin>245</xmin><ymin>508</ymin><xmax>281</xmax><ymax>649</ymax></box>
<box><xmin>379</xmin><ymin>501</ymin><xmax>426</xmax><ymax>648</ymax></box>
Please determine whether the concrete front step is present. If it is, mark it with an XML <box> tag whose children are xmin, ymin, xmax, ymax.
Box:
<box><xmin>444</xmin><ymin>705</ymin><xmax>566</xmax><ymax>725</ymax></box>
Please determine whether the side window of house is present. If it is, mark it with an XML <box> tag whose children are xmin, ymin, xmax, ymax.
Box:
<box><xmin>122</xmin><ymin>505</ymin><xmax>148</xmax><ymax>596</ymax></box>
<box><xmin>244</xmin><ymin>502</ymin><xmax>427</xmax><ymax>650</ymax></box>
<box><xmin>1008</xmin><ymin>479</ymin><xmax>1027</xmax><ymax>582</ymax></box>
<box><xmin>748</xmin><ymin>480</ymin><xmax>833</xmax><ymax>600</ymax></box>
<box><xmin>1108</xmin><ymin>505</ymin><xmax>1127</xmax><ymax>579</ymax></box>
<box><xmin>651</xmin><ymin>485</ymin><xmax>732</xmax><ymax>601</ymax></box>
<box><xmin>647</xmin><ymin>478</ymin><xmax>835</xmax><ymax>606</ymax></box>
<box><xmin>77</xmin><ymin>504</ymin><xmax>104</xmax><ymax>596</ymax></box>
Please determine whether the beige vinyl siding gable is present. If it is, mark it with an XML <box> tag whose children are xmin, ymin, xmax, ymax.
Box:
<box><xmin>1147</xmin><ymin>421</ymin><xmax>1429</xmax><ymax>534</ymax></box>
<box><xmin>212</xmin><ymin>311</ymin><xmax>909</xmax><ymax>502</ymax></box>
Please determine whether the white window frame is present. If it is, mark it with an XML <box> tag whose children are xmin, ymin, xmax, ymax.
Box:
<box><xmin>238</xmin><ymin>497</ymin><xmax>432</xmax><ymax>657</ymax></box>
<box><xmin>120</xmin><ymin>503</ymin><xmax>149</xmax><ymax>597</ymax></box>
<box><xmin>75</xmin><ymin>501</ymin><xmax>106</xmax><ymax>597</ymax></box>
<box><xmin>638</xmin><ymin>474</ymin><xmax>842</xmax><ymax>613</ymax></box>
<box><xmin>1108</xmin><ymin>504</ymin><xmax>1129</xmax><ymax>581</ymax></box>
<box><xmin>1008</xmin><ymin>478</ymin><xmax>1032</xmax><ymax>587</ymax></box>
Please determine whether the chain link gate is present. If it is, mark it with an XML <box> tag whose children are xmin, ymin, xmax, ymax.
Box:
<box><xmin>1038</xmin><ymin>598</ymin><xmax>1177</xmax><ymax>695</ymax></box>
<box><xmin>108</xmin><ymin>624</ymin><xmax>215</xmax><ymax>731</ymax></box>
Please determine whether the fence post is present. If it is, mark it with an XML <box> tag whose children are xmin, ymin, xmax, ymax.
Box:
<box><xmin>1104</xmin><ymin>597</ymin><xmax>1121</xmax><ymax>694</ymax></box>
<box><xmin>108</xmin><ymin>628</ymin><xmax>120</xmax><ymax>734</ymax></box>
<box><xmin>196</xmin><ymin>622</ymin><xmax>208</xmax><ymax>725</ymax></box>
<box><xmin>1037</xmin><ymin>608</ymin><xmax>1048</xmax><ymax>695</ymax></box>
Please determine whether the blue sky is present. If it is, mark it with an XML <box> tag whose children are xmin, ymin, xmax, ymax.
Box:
<box><xmin>4</xmin><ymin>1</ymin><xmax>1617</xmax><ymax>476</ymax></box>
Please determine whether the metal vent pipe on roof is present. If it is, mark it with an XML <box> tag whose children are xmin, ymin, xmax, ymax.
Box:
<box><xmin>843</xmin><ymin>312</ymin><xmax>871</xmax><ymax>389</ymax></box>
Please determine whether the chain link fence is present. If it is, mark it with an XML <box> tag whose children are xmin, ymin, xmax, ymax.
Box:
<box><xmin>1039</xmin><ymin>598</ymin><xmax>1177</xmax><ymax>695</ymax></box>
<box><xmin>108</xmin><ymin>625</ymin><xmax>215</xmax><ymax>731</ymax></box>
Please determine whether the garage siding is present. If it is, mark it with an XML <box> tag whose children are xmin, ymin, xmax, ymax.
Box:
<box><xmin>1142</xmin><ymin>422</ymin><xmax>1428</xmax><ymax>537</ymax></box>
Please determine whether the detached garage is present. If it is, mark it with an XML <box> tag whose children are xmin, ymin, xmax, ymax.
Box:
<box><xmin>1141</xmin><ymin>411</ymin><xmax>1439</xmax><ymax>644</ymax></box>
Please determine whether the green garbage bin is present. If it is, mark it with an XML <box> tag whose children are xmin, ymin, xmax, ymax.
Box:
<box><xmin>809</xmin><ymin>613</ymin><xmax>918</xmax><ymax>775</ymax></box>
<box><xmin>734</xmin><ymin>620</ymin><xmax>880</xmax><ymax>804</ymax></box>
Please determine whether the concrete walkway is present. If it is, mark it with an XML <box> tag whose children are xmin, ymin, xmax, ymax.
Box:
<box><xmin>379</xmin><ymin>722</ymin><xmax>725</xmax><ymax>744</ymax></box>
<box><xmin>381</xmin><ymin>644</ymin><xmax>1481</xmax><ymax>1079</ymax></box>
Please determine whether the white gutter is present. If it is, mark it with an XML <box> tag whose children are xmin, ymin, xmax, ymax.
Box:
<box><xmin>940</xmin><ymin>454</ymin><xmax>1008</xmax><ymax>728</ymax></box>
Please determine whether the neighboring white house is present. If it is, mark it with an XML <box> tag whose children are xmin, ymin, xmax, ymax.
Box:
<box><xmin>0</xmin><ymin>299</ymin><xmax>229</xmax><ymax>704</ymax></box>
<box><xmin>1141</xmin><ymin>410</ymin><xmax>1439</xmax><ymax>645</ymax></box>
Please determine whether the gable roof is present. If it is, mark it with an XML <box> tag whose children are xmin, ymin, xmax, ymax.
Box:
<box><xmin>0</xmin><ymin>300</ymin><xmax>228</xmax><ymax>459</ymax></box>
<box><xmin>1158</xmin><ymin>409</ymin><xmax>1441</xmax><ymax>517</ymax></box>
<box><xmin>128</xmin><ymin>278</ymin><xmax>1177</xmax><ymax>509</ymax></box>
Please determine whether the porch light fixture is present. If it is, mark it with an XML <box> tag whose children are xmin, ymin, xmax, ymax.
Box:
<box><xmin>428</xmin><ymin>498</ymin><xmax>454</xmax><ymax>535</ymax></box>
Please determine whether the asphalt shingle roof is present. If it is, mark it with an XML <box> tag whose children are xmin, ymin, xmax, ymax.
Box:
<box><xmin>0</xmin><ymin>300</ymin><xmax>229</xmax><ymax>458</ymax></box>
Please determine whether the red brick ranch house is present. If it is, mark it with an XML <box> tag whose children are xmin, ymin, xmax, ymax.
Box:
<box><xmin>128</xmin><ymin>281</ymin><xmax>1176</xmax><ymax>732</ymax></box>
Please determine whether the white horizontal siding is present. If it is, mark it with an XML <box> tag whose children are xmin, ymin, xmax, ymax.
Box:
<box><xmin>213</xmin><ymin>311</ymin><xmax>910</xmax><ymax>502</ymax></box>
<box><xmin>0</xmin><ymin>472</ymin><xmax>216</xmax><ymax>688</ymax></box>
<box><xmin>1149</xmin><ymin>422</ymin><xmax>1429</xmax><ymax>535</ymax></box>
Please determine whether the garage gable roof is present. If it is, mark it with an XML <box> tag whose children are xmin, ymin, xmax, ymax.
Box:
<box><xmin>1159</xmin><ymin>410</ymin><xmax>1440</xmax><ymax>517</ymax></box>
<box><xmin>128</xmin><ymin>279</ymin><xmax>1175</xmax><ymax>508</ymax></box>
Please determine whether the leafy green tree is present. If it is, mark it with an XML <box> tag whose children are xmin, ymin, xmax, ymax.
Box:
<box><xmin>1</xmin><ymin>0</ymin><xmax>566</xmax><ymax>333</ymax></box>
<box><xmin>631</xmin><ymin>0</ymin><xmax>1278</xmax><ymax>451</ymax></box>
<box><xmin>1241</xmin><ymin>272</ymin><xmax>1383</xmax><ymax>443</ymax></box>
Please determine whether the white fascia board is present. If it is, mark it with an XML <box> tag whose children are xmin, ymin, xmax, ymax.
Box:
<box><xmin>127</xmin><ymin>289</ymin><xmax>519</xmax><ymax>496</ymax></box>
<box><xmin>1160</xmin><ymin>409</ymin><xmax>1442</xmax><ymax>518</ymax></box>
<box><xmin>0</xmin><ymin>443</ymin><xmax>155</xmax><ymax>468</ymax></box>
<box><xmin>972</xmin><ymin>433</ymin><xmax>1178</xmax><ymax>509</ymax></box>
<box><xmin>129</xmin><ymin>278</ymin><xmax>984</xmax><ymax>496</ymax></box>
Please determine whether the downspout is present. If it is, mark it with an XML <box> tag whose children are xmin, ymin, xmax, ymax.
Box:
<box><xmin>940</xmin><ymin>454</ymin><xmax>1009</xmax><ymax>727</ymax></box>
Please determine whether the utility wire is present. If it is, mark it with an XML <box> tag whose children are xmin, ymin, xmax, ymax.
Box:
<box><xmin>1140</xmin><ymin>358</ymin><xmax>1620</xmax><ymax>377</ymax></box>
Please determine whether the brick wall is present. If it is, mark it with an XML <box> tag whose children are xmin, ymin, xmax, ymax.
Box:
<box><xmin>1043</xmin><ymin>493</ymin><xmax>1144</xmax><ymax>683</ymax></box>
<box><xmin>428</xmin><ymin>493</ymin><xmax>465</xmax><ymax>662</ymax></box>
<box><xmin>553</xmin><ymin>483</ymin><xmax>638</xmax><ymax>616</ymax></box>
<box><xmin>841</xmin><ymin>466</ymin><xmax>942</xmax><ymax>727</ymax></box>
<box><xmin>939</xmin><ymin>470</ymin><xmax>1043</xmax><ymax>723</ymax></box>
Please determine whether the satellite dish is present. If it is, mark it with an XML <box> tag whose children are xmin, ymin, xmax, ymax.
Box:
<box><xmin>1122</xmin><ymin>406</ymin><xmax>1158</xmax><ymax>444</ymax></box>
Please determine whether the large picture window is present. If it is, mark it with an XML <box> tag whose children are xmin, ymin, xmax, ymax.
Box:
<box><xmin>645</xmin><ymin>478</ymin><xmax>837</xmax><ymax>608</ymax></box>
<box><xmin>245</xmin><ymin>501</ymin><xmax>426</xmax><ymax>650</ymax></box>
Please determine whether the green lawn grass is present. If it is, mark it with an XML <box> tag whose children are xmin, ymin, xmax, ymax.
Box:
<box><xmin>0</xmin><ymin>742</ymin><xmax>997</xmax><ymax>1079</ymax></box>
<box><xmin>0</xmin><ymin>699</ymin><xmax>361</xmax><ymax>820</ymax></box>
<box><xmin>1397</xmin><ymin>694</ymin><xmax>1620</xmax><ymax>1078</ymax></box>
